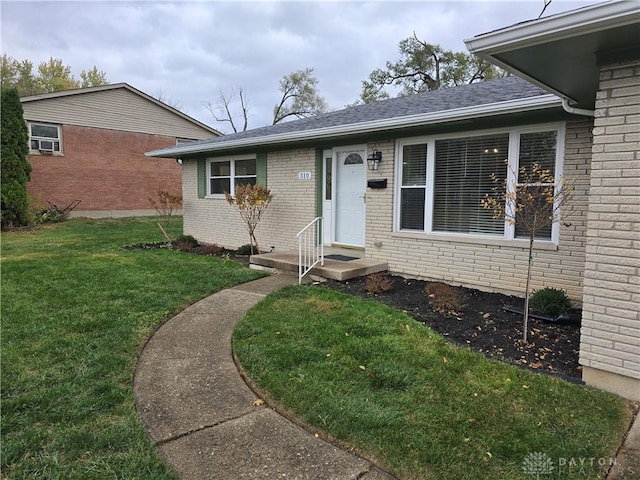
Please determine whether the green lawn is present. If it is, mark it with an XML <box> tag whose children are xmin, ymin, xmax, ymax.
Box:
<box><xmin>234</xmin><ymin>286</ymin><xmax>632</xmax><ymax>480</ymax></box>
<box><xmin>1</xmin><ymin>217</ymin><xmax>263</xmax><ymax>479</ymax></box>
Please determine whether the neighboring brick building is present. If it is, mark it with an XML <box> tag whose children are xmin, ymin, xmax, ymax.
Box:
<box><xmin>150</xmin><ymin>1</ymin><xmax>639</xmax><ymax>400</ymax></box>
<box><xmin>21</xmin><ymin>83</ymin><xmax>219</xmax><ymax>217</ymax></box>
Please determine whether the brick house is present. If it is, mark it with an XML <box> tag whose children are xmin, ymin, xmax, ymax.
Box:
<box><xmin>21</xmin><ymin>83</ymin><xmax>219</xmax><ymax>217</ymax></box>
<box><xmin>148</xmin><ymin>1</ymin><xmax>639</xmax><ymax>400</ymax></box>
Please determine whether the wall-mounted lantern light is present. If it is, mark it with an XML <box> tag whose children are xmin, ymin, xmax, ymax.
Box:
<box><xmin>367</xmin><ymin>149</ymin><xmax>382</xmax><ymax>171</ymax></box>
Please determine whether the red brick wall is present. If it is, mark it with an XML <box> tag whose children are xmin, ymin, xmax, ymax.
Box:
<box><xmin>27</xmin><ymin>125</ymin><xmax>182</xmax><ymax>212</ymax></box>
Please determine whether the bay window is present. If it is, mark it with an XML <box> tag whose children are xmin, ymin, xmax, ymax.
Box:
<box><xmin>396</xmin><ymin>125</ymin><xmax>563</xmax><ymax>242</ymax></box>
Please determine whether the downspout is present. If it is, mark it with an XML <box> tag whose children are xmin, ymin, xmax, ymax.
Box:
<box><xmin>561</xmin><ymin>98</ymin><xmax>595</xmax><ymax>117</ymax></box>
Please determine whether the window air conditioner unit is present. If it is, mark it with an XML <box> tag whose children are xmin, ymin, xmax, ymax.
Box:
<box><xmin>38</xmin><ymin>140</ymin><xmax>54</xmax><ymax>154</ymax></box>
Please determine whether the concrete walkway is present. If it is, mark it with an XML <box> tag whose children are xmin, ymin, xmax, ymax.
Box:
<box><xmin>134</xmin><ymin>273</ymin><xmax>639</xmax><ymax>480</ymax></box>
<box><xmin>134</xmin><ymin>274</ymin><xmax>394</xmax><ymax>480</ymax></box>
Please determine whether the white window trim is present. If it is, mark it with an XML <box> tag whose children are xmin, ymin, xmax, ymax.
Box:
<box><xmin>394</xmin><ymin>122</ymin><xmax>565</xmax><ymax>245</ymax></box>
<box><xmin>206</xmin><ymin>154</ymin><xmax>257</xmax><ymax>198</ymax></box>
<box><xmin>28</xmin><ymin>122</ymin><xmax>63</xmax><ymax>155</ymax></box>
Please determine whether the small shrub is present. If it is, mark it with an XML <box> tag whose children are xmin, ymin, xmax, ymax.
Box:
<box><xmin>365</xmin><ymin>273</ymin><xmax>394</xmax><ymax>295</ymax></box>
<box><xmin>425</xmin><ymin>282</ymin><xmax>468</xmax><ymax>316</ymax></box>
<box><xmin>173</xmin><ymin>235</ymin><xmax>199</xmax><ymax>253</ymax></box>
<box><xmin>198</xmin><ymin>243</ymin><xmax>224</xmax><ymax>256</ymax></box>
<box><xmin>236</xmin><ymin>244</ymin><xmax>254</xmax><ymax>256</ymax></box>
<box><xmin>174</xmin><ymin>234</ymin><xmax>199</xmax><ymax>248</ymax></box>
<box><xmin>529</xmin><ymin>287</ymin><xmax>571</xmax><ymax>318</ymax></box>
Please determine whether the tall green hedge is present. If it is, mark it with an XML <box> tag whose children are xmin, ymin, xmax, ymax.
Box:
<box><xmin>1</xmin><ymin>87</ymin><xmax>31</xmax><ymax>228</ymax></box>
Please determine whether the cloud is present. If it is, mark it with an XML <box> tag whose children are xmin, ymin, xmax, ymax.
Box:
<box><xmin>2</xmin><ymin>0</ymin><xmax>599</xmax><ymax>132</ymax></box>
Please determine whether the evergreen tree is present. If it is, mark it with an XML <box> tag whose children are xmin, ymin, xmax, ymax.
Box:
<box><xmin>1</xmin><ymin>87</ymin><xmax>32</xmax><ymax>228</ymax></box>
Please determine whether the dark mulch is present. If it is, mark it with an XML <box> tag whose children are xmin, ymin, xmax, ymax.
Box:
<box><xmin>124</xmin><ymin>241</ymin><xmax>582</xmax><ymax>382</ymax></box>
<box><xmin>320</xmin><ymin>274</ymin><xmax>583</xmax><ymax>382</ymax></box>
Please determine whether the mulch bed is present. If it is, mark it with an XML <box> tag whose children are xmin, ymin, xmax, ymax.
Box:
<box><xmin>319</xmin><ymin>274</ymin><xmax>583</xmax><ymax>382</ymax></box>
<box><xmin>125</xmin><ymin>241</ymin><xmax>582</xmax><ymax>382</ymax></box>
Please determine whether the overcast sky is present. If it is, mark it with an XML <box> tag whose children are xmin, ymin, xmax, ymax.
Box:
<box><xmin>2</xmin><ymin>0</ymin><xmax>598</xmax><ymax>133</ymax></box>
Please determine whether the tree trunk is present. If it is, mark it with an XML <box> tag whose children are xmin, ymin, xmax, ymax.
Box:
<box><xmin>523</xmin><ymin>229</ymin><xmax>535</xmax><ymax>343</ymax></box>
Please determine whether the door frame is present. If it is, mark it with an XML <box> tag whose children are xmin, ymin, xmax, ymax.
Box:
<box><xmin>330</xmin><ymin>144</ymin><xmax>367</xmax><ymax>248</ymax></box>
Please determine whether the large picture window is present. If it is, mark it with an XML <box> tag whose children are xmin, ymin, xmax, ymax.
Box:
<box><xmin>396</xmin><ymin>125</ymin><xmax>563</xmax><ymax>242</ymax></box>
<box><xmin>208</xmin><ymin>157</ymin><xmax>256</xmax><ymax>196</ymax></box>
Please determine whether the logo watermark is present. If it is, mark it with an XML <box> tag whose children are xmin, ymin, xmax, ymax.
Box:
<box><xmin>521</xmin><ymin>452</ymin><xmax>631</xmax><ymax>477</ymax></box>
<box><xmin>522</xmin><ymin>452</ymin><xmax>554</xmax><ymax>479</ymax></box>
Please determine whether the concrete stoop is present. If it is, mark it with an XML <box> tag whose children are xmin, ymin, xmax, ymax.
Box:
<box><xmin>249</xmin><ymin>251</ymin><xmax>387</xmax><ymax>281</ymax></box>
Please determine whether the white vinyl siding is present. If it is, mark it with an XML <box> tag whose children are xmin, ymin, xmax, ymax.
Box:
<box><xmin>21</xmin><ymin>87</ymin><xmax>216</xmax><ymax>139</ymax></box>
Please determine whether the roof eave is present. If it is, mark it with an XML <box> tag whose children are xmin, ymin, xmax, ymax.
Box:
<box><xmin>146</xmin><ymin>95</ymin><xmax>561</xmax><ymax>158</ymax></box>
<box><xmin>464</xmin><ymin>0</ymin><xmax>639</xmax><ymax>55</ymax></box>
<box><xmin>20</xmin><ymin>83</ymin><xmax>220</xmax><ymax>136</ymax></box>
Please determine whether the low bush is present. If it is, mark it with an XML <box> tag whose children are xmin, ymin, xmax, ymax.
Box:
<box><xmin>529</xmin><ymin>287</ymin><xmax>571</xmax><ymax>317</ymax></box>
<box><xmin>365</xmin><ymin>272</ymin><xmax>394</xmax><ymax>295</ymax></box>
<box><xmin>174</xmin><ymin>234</ymin><xmax>199</xmax><ymax>247</ymax></box>
<box><xmin>425</xmin><ymin>282</ymin><xmax>468</xmax><ymax>316</ymax></box>
<box><xmin>236</xmin><ymin>243</ymin><xmax>254</xmax><ymax>255</ymax></box>
<box><xmin>198</xmin><ymin>243</ymin><xmax>224</xmax><ymax>256</ymax></box>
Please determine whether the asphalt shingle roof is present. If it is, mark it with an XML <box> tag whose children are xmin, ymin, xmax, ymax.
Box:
<box><xmin>149</xmin><ymin>76</ymin><xmax>553</xmax><ymax>155</ymax></box>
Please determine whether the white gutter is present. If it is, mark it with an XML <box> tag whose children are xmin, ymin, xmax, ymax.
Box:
<box><xmin>465</xmin><ymin>0</ymin><xmax>639</xmax><ymax>54</ymax></box>
<box><xmin>561</xmin><ymin>98</ymin><xmax>595</xmax><ymax>117</ymax></box>
<box><xmin>146</xmin><ymin>95</ymin><xmax>561</xmax><ymax>158</ymax></box>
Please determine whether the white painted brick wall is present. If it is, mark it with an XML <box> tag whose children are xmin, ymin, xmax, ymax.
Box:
<box><xmin>181</xmin><ymin>149</ymin><xmax>317</xmax><ymax>251</ymax></box>
<box><xmin>579</xmin><ymin>60</ymin><xmax>640</xmax><ymax>381</ymax></box>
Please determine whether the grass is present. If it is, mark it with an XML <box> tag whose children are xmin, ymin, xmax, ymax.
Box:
<box><xmin>233</xmin><ymin>286</ymin><xmax>632</xmax><ymax>480</ymax></box>
<box><xmin>1</xmin><ymin>217</ymin><xmax>263</xmax><ymax>479</ymax></box>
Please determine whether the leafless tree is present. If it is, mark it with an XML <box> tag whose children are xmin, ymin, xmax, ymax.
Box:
<box><xmin>153</xmin><ymin>89</ymin><xmax>183</xmax><ymax>111</ymax></box>
<box><xmin>202</xmin><ymin>87</ymin><xmax>249</xmax><ymax>133</ymax></box>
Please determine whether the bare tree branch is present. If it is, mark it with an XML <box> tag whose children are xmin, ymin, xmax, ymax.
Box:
<box><xmin>202</xmin><ymin>87</ymin><xmax>249</xmax><ymax>133</ymax></box>
<box><xmin>538</xmin><ymin>0</ymin><xmax>552</xmax><ymax>19</ymax></box>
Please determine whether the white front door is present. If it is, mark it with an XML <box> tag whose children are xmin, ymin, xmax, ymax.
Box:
<box><xmin>334</xmin><ymin>146</ymin><xmax>366</xmax><ymax>247</ymax></box>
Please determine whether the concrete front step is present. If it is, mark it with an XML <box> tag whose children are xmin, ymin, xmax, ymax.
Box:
<box><xmin>250</xmin><ymin>251</ymin><xmax>387</xmax><ymax>281</ymax></box>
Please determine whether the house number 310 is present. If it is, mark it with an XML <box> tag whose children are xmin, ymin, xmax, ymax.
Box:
<box><xmin>298</xmin><ymin>172</ymin><xmax>312</xmax><ymax>180</ymax></box>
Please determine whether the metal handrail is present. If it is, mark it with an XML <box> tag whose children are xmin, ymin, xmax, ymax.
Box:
<box><xmin>296</xmin><ymin>217</ymin><xmax>324</xmax><ymax>284</ymax></box>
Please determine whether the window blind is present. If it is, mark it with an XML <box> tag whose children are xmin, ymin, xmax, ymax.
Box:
<box><xmin>433</xmin><ymin>134</ymin><xmax>509</xmax><ymax>234</ymax></box>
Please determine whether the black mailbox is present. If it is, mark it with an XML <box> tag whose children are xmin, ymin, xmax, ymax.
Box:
<box><xmin>367</xmin><ymin>178</ymin><xmax>387</xmax><ymax>189</ymax></box>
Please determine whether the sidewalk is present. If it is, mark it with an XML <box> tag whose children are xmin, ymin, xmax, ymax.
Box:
<box><xmin>134</xmin><ymin>273</ymin><xmax>639</xmax><ymax>480</ymax></box>
<box><xmin>134</xmin><ymin>274</ymin><xmax>394</xmax><ymax>480</ymax></box>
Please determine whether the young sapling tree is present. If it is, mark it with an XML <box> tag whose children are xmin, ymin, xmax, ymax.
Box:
<box><xmin>148</xmin><ymin>190</ymin><xmax>182</xmax><ymax>242</ymax></box>
<box><xmin>225</xmin><ymin>183</ymin><xmax>273</xmax><ymax>255</ymax></box>
<box><xmin>482</xmin><ymin>162</ymin><xmax>573</xmax><ymax>343</ymax></box>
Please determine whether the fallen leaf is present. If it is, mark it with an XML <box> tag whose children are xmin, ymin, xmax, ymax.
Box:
<box><xmin>253</xmin><ymin>399</ymin><xmax>265</xmax><ymax>406</ymax></box>
<box><xmin>522</xmin><ymin>384</ymin><xmax>530</xmax><ymax>390</ymax></box>
<box><xmin>443</xmin><ymin>357</ymin><xmax>448</xmax><ymax>364</ymax></box>
<box><xmin>359</xmin><ymin>365</ymin><xmax>366</xmax><ymax>371</ymax></box>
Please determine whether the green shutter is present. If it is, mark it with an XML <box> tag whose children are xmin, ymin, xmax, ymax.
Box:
<box><xmin>256</xmin><ymin>152</ymin><xmax>267</xmax><ymax>185</ymax></box>
<box><xmin>197</xmin><ymin>159</ymin><xmax>206</xmax><ymax>198</ymax></box>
